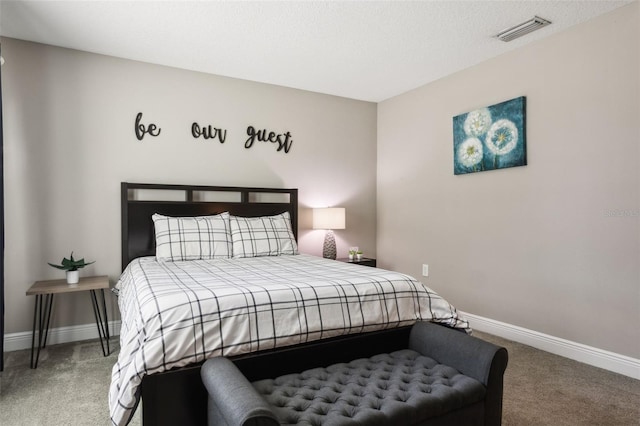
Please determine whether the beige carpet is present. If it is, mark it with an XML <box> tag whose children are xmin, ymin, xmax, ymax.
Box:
<box><xmin>0</xmin><ymin>333</ymin><xmax>638</xmax><ymax>425</ymax></box>
<box><xmin>475</xmin><ymin>332</ymin><xmax>639</xmax><ymax>426</ymax></box>
<box><xmin>0</xmin><ymin>338</ymin><xmax>140</xmax><ymax>426</ymax></box>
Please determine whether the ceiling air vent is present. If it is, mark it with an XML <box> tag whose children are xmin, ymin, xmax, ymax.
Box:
<box><xmin>496</xmin><ymin>16</ymin><xmax>552</xmax><ymax>42</ymax></box>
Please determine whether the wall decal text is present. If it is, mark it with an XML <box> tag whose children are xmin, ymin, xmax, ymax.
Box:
<box><xmin>135</xmin><ymin>112</ymin><xmax>161</xmax><ymax>141</ymax></box>
<box><xmin>192</xmin><ymin>123</ymin><xmax>227</xmax><ymax>143</ymax></box>
<box><xmin>133</xmin><ymin>113</ymin><xmax>293</xmax><ymax>153</ymax></box>
<box><xmin>245</xmin><ymin>126</ymin><xmax>293</xmax><ymax>153</ymax></box>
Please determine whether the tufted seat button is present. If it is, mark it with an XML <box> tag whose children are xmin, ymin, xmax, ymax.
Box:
<box><xmin>312</xmin><ymin>405</ymin><xmax>329</xmax><ymax>416</ymax></box>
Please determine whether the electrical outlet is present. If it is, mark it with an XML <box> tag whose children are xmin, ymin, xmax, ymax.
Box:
<box><xmin>422</xmin><ymin>264</ymin><xmax>429</xmax><ymax>277</ymax></box>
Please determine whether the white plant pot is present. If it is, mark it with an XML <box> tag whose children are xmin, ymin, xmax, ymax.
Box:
<box><xmin>356</xmin><ymin>254</ymin><xmax>363</xmax><ymax>261</ymax></box>
<box><xmin>66</xmin><ymin>270</ymin><xmax>79</xmax><ymax>286</ymax></box>
<box><xmin>348</xmin><ymin>254</ymin><xmax>354</xmax><ymax>261</ymax></box>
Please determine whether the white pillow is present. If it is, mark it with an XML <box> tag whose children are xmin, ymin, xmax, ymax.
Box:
<box><xmin>230</xmin><ymin>212</ymin><xmax>298</xmax><ymax>258</ymax></box>
<box><xmin>152</xmin><ymin>212</ymin><xmax>231</xmax><ymax>261</ymax></box>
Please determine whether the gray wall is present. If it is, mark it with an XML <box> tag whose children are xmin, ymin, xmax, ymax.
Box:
<box><xmin>2</xmin><ymin>38</ymin><xmax>377</xmax><ymax>334</ymax></box>
<box><xmin>377</xmin><ymin>3</ymin><xmax>639</xmax><ymax>358</ymax></box>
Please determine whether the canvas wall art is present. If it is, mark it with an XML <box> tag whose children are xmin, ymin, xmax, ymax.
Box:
<box><xmin>453</xmin><ymin>96</ymin><xmax>526</xmax><ymax>175</ymax></box>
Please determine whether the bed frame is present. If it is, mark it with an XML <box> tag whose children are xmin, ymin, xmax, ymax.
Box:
<box><xmin>121</xmin><ymin>182</ymin><xmax>299</xmax><ymax>270</ymax></box>
<box><xmin>120</xmin><ymin>182</ymin><xmax>413</xmax><ymax>426</ymax></box>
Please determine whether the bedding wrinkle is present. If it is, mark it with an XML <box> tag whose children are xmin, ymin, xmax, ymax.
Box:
<box><xmin>109</xmin><ymin>254</ymin><xmax>469</xmax><ymax>426</ymax></box>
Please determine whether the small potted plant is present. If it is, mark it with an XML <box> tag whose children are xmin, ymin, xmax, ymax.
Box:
<box><xmin>48</xmin><ymin>252</ymin><xmax>94</xmax><ymax>285</ymax></box>
<box><xmin>348</xmin><ymin>249</ymin><xmax>356</xmax><ymax>261</ymax></box>
<box><xmin>356</xmin><ymin>250</ymin><xmax>363</xmax><ymax>261</ymax></box>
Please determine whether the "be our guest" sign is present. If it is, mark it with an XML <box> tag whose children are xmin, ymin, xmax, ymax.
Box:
<box><xmin>134</xmin><ymin>112</ymin><xmax>293</xmax><ymax>154</ymax></box>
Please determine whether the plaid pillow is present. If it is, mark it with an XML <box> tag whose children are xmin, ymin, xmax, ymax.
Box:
<box><xmin>152</xmin><ymin>212</ymin><xmax>232</xmax><ymax>261</ymax></box>
<box><xmin>230</xmin><ymin>212</ymin><xmax>298</xmax><ymax>258</ymax></box>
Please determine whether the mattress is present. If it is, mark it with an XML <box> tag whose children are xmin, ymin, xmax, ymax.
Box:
<box><xmin>109</xmin><ymin>254</ymin><xmax>469</xmax><ymax>425</ymax></box>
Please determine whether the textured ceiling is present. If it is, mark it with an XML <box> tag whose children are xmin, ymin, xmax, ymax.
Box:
<box><xmin>0</xmin><ymin>0</ymin><xmax>633</xmax><ymax>102</ymax></box>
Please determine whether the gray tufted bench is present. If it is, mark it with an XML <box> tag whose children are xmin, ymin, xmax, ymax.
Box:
<box><xmin>201</xmin><ymin>321</ymin><xmax>508</xmax><ymax>426</ymax></box>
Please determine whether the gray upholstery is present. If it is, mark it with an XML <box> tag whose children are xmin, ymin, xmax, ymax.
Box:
<box><xmin>253</xmin><ymin>349</ymin><xmax>486</xmax><ymax>425</ymax></box>
<box><xmin>408</xmin><ymin>321</ymin><xmax>509</xmax><ymax>426</ymax></box>
<box><xmin>201</xmin><ymin>322</ymin><xmax>508</xmax><ymax>426</ymax></box>
<box><xmin>201</xmin><ymin>357</ymin><xmax>279</xmax><ymax>426</ymax></box>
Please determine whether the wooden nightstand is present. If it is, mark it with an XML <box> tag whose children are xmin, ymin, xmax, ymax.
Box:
<box><xmin>26</xmin><ymin>275</ymin><xmax>111</xmax><ymax>369</ymax></box>
<box><xmin>337</xmin><ymin>257</ymin><xmax>377</xmax><ymax>268</ymax></box>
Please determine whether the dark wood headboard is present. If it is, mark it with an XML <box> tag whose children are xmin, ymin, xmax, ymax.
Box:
<box><xmin>121</xmin><ymin>182</ymin><xmax>298</xmax><ymax>270</ymax></box>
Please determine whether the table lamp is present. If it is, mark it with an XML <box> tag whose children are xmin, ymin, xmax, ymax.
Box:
<box><xmin>312</xmin><ymin>207</ymin><xmax>346</xmax><ymax>259</ymax></box>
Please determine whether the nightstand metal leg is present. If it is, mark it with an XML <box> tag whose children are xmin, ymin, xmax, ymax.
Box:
<box><xmin>41</xmin><ymin>294</ymin><xmax>54</xmax><ymax>348</ymax></box>
<box><xmin>30</xmin><ymin>295</ymin><xmax>39</xmax><ymax>369</ymax></box>
<box><xmin>90</xmin><ymin>289</ymin><xmax>110</xmax><ymax>356</ymax></box>
<box><xmin>30</xmin><ymin>294</ymin><xmax>54</xmax><ymax>369</ymax></box>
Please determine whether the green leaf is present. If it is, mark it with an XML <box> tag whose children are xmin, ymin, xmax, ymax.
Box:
<box><xmin>48</xmin><ymin>252</ymin><xmax>95</xmax><ymax>271</ymax></box>
<box><xmin>47</xmin><ymin>263</ymin><xmax>68</xmax><ymax>270</ymax></box>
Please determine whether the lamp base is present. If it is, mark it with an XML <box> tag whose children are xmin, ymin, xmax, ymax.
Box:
<box><xmin>322</xmin><ymin>230</ymin><xmax>337</xmax><ymax>260</ymax></box>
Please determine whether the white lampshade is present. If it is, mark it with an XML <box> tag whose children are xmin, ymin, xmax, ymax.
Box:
<box><xmin>312</xmin><ymin>208</ymin><xmax>346</xmax><ymax>230</ymax></box>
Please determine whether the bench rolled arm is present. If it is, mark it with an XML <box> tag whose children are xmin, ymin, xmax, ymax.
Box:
<box><xmin>409</xmin><ymin>321</ymin><xmax>508</xmax><ymax>426</ymax></box>
<box><xmin>201</xmin><ymin>357</ymin><xmax>279</xmax><ymax>426</ymax></box>
<box><xmin>409</xmin><ymin>321</ymin><xmax>507</xmax><ymax>385</ymax></box>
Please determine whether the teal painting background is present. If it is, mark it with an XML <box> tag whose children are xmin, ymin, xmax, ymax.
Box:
<box><xmin>453</xmin><ymin>96</ymin><xmax>526</xmax><ymax>175</ymax></box>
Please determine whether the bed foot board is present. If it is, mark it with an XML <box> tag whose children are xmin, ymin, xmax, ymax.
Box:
<box><xmin>140</xmin><ymin>326</ymin><xmax>413</xmax><ymax>425</ymax></box>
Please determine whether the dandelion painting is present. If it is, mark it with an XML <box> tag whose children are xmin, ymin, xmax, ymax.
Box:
<box><xmin>453</xmin><ymin>96</ymin><xmax>526</xmax><ymax>175</ymax></box>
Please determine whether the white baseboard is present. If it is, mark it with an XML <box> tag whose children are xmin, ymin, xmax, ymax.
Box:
<box><xmin>5</xmin><ymin>314</ymin><xmax>640</xmax><ymax>380</ymax></box>
<box><xmin>3</xmin><ymin>321</ymin><xmax>121</xmax><ymax>352</ymax></box>
<box><xmin>462</xmin><ymin>311</ymin><xmax>640</xmax><ymax>380</ymax></box>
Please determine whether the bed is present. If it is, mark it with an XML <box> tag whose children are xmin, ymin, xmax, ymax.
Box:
<box><xmin>110</xmin><ymin>182</ymin><xmax>469</xmax><ymax>426</ymax></box>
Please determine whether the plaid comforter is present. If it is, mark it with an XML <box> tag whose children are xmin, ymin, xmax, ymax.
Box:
<box><xmin>109</xmin><ymin>254</ymin><xmax>469</xmax><ymax>425</ymax></box>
